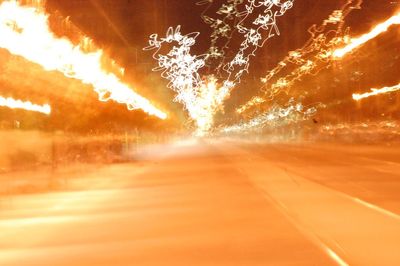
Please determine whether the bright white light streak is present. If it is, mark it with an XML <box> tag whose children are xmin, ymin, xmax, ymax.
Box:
<box><xmin>0</xmin><ymin>95</ymin><xmax>51</xmax><ymax>115</ymax></box>
<box><xmin>224</xmin><ymin>1</ymin><xmax>294</xmax><ymax>78</ymax></box>
<box><xmin>197</xmin><ymin>0</ymin><xmax>244</xmax><ymax>65</ymax></box>
<box><xmin>236</xmin><ymin>0</ymin><xmax>361</xmax><ymax>115</ymax></box>
<box><xmin>353</xmin><ymin>83</ymin><xmax>400</xmax><ymax>101</ymax></box>
<box><xmin>222</xmin><ymin>99</ymin><xmax>316</xmax><ymax>133</ymax></box>
<box><xmin>144</xmin><ymin>26</ymin><xmax>205</xmax><ymax>104</ymax></box>
<box><xmin>218</xmin><ymin>0</ymin><xmax>295</xmax><ymax>101</ymax></box>
<box><xmin>333</xmin><ymin>12</ymin><xmax>400</xmax><ymax>58</ymax></box>
<box><xmin>147</xmin><ymin>1</ymin><xmax>295</xmax><ymax>132</ymax></box>
<box><xmin>0</xmin><ymin>0</ymin><xmax>167</xmax><ymax>119</ymax></box>
<box><xmin>146</xmin><ymin>26</ymin><xmax>225</xmax><ymax>134</ymax></box>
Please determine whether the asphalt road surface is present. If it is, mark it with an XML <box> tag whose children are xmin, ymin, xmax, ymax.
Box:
<box><xmin>1</xmin><ymin>139</ymin><xmax>400</xmax><ymax>266</ymax></box>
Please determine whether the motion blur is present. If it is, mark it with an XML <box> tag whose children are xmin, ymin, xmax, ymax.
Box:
<box><xmin>1</xmin><ymin>0</ymin><xmax>400</xmax><ymax>265</ymax></box>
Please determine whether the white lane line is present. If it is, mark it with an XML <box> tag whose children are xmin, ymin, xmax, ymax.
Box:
<box><xmin>280</xmin><ymin>163</ymin><xmax>400</xmax><ymax>221</ymax></box>
<box><xmin>351</xmin><ymin>197</ymin><xmax>400</xmax><ymax>221</ymax></box>
<box><xmin>279</xmin><ymin>166</ymin><xmax>400</xmax><ymax>221</ymax></box>
<box><xmin>252</xmin><ymin>185</ymin><xmax>350</xmax><ymax>266</ymax></box>
<box><xmin>248</xmin><ymin>148</ymin><xmax>400</xmax><ymax>222</ymax></box>
<box><xmin>325</xmin><ymin>246</ymin><xmax>349</xmax><ymax>266</ymax></box>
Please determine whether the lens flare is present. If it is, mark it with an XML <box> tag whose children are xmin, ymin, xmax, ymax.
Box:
<box><xmin>353</xmin><ymin>83</ymin><xmax>400</xmax><ymax>101</ymax></box>
<box><xmin>333</xmin><ymin>12</ymin><xmax>400</xmax><ymax>58</ymax></box>
<box><xmin>0</xmin><ymin>95</ymin><xmax>51</xmax><ymax>115</ymax></box>
<box><xmin>0</xmin><ymin>0</ymin><xmax>167</xmax><ymax>120</ymax></box>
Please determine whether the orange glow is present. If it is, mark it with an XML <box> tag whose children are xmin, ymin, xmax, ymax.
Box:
<box><xmin>0</xmin><ymin>95</ymin><xmax>51</xmax><ymax>115</ymax></box>
<box><xmin>0</xmin><ymin>1</ymin><xmax>167</xmax><ymax>119</ymax></box>
<box><xmin>353</xmin><ymin>83</ymin><xmax>400</xmax><ymax>101</ymax></box>
<box><xmin>238</xmin><ymin>11</ymin><xmax>400</xmax><ymax>116</ymax></box>
<box><xmin>236</xmin><ymin>1</ymin><xmax>361</xmax><ymax>116</ymax></box>
<box><xmin>236</xmin><ymin>97</ymin><xmax>265</xmax><ymax>114</ymax></box>
<box><xmin>191</xmin><ymin>77</ymin><xmax>225</xmax><ymax>136</ymax></box>
<box><xmin>333</xmin><ymin>12</ymin><xmax>400</xmax><ymax>58</ymax></box>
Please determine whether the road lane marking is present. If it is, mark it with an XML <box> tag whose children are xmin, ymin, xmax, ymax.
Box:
<box><xmin>227</xmin><ymin>160</ymin><xmax>351</xmax><ymax>266</ymax></box>
<box><xmin>222</xmin><ymin>144</ymin><xmax>400</xmax><ymax>266</ymax></box>
<box><xmin>278</xmin><ymin>165</ymin><xmax>400</xmax><ymax>221</ymax></box>
<box><xmin>275</xmin><ymin>161</ymin><xmax>400</xmax><ymax>221</ymax></box>
<box><xmin>351</xmin><ymin>197</ymin><xmax>400</xmax><ymax>221</ymax></box>
<box><xmin>256</xmin><ymin>185</ymin><xmax>350</xmax><ymax>266</ymax></box>
<box><xmin>325</xmin><ymin>247</ymin><xmax>349</xmax><ymax>266</ymax></box>
<box><xmin>239</xmin><ymin>144</ymin><xmax>400</xmax><ymax>222</ymax></box>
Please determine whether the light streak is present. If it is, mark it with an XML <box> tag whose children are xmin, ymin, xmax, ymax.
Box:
<box><xmin>353</xmin><ymin>83</ymin><xmax>400</xmax><ymax>101</ymax></box>
<box><xmin>236</xmin><ymin>96</ymin><xmax>265</xmax><ymax>114</ymax></box>
<box><xmin>319</xmin><ymin>120</ymin><xmax>400</xmax><ymax>137</ymax></box>
<box><xmin>237</xmin><ymin>0</ymin><xmax>362</xmax><ymax>114</ymax></box>
<box><xmin>192</xmin><ymin>77</ymin><xmax>226</xmax><ymax>135</ymax></box>
<box><xmin>0</xmin><ymin>0</ymin><xmax>167</xmax><ymax>120</ymax></box>
<box><xmin>333</xmin><ymin>12</ymin><xmax>400</xmax><ymax>58</ymax></box>
<box><xmin>145</xmin><ymin>27</ymin><xmax>226</xmax><ymax>134</ymax></box>
<box><xmin>197</xmin><ymin>0</ymin><xmax>244</xmax><ymax>70</ymax></box>
<box><xmin>145</xmin><ymin>26</ymin><xmax>205</xmax><ymax>104</ymax></box>
<box><xmin>0</xmin><ymin>95</ymin><xmax>51</xmax><ymax>115</ymax></box>
<box><xmin>147</xmin><ymin>1</ymin><xmax>295</xmax><ymax>133</ymax></box>
<box><xmin>198</xmin><ymin>0</ymin><xmax>296</xmax><ymax>119</ymax></box>
<box><xmin>220</xmin><ymin>0</ymin><xmax>295</xmax><ymax>99</ymax></box>
<box><xmin>222</xmin><ymin>99</ymin><xmax>317</xmax><ymax>133</ymax></box>
<box><xmin>261</xmin><ymin>0</ymin><xmax>360</xmax><ymax>83</ymax></box>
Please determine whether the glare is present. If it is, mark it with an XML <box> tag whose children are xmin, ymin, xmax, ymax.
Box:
<box><xmin>236</xmin><ymin>0</ymin><xmax>360</xmax><ymax>115</ymax></box>
<box><xmin>333</xmin><ymin>12</ymin><xmax>400</xmax><ymax>58</ymax></box>
<box><xmin>147</xmin><ymin>1</ymin><xmax>295</xmax><ymax>133</ymax></box>
<box><xmin>353</xmin><ymin>83</ymin><xmax>400</xmax><ymax>101</ymax></box>
<box><xmin>0</xmin><ymin>95</ymin><xmax>51</xmax><ymax>115</ymax></box>
<box><xmin>223</xmin><ymin>99</ymin><xmax>317</xmax><ymax>133</ymax></box>
<box><xmin>0</xmin><ymin>0</ymin><xmax>167</xmax><ymax>120</ymax></box>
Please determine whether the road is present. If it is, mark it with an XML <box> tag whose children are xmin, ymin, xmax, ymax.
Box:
<box><xmin>1</xmin><ymin>139</ymin><xmax>400</xmax><ymax>265</ymax></box>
